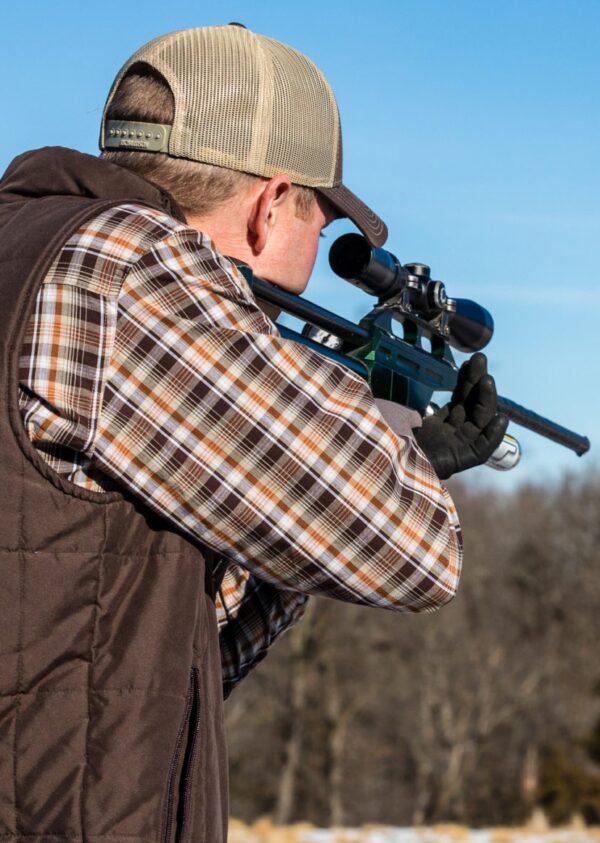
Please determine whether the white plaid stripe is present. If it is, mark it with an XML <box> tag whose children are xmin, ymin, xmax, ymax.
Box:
<box><xmin>19</xmin><ymin>203</ymin><xmax>462</xmax><ymax>693</ymax></box>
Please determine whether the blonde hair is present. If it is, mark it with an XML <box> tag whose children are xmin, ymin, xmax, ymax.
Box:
<box><xmin>101</xmin><ymin>64</ymin><xmax>316</xmax><ymax>219</ymax></box>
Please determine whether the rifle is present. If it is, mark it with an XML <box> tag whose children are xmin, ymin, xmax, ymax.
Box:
<box><xmin>238</xmin><ymin>233</ymin><xmax>590</xmax><ymax>470</ymax></box>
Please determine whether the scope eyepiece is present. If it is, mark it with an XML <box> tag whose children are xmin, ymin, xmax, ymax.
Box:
<box><xmin>329</xmin><ymin>233</ymin><xmax>405</xmax><ymax>299</ymax></box>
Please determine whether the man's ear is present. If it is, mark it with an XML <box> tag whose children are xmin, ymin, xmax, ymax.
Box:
<box><xmin>248</xmin><ymin>174</ymin><xmax>293</xmax><ymax>254</ymax></box>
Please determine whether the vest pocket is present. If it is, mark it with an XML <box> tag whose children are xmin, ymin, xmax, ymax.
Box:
<box><xmin>161</xmin><ymin>668</ymin><xmax>201</xmax><ymax>843</ymax></box>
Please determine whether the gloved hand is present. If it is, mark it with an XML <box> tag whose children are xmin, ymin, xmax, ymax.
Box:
<box><xmin>413</xmin><ymin>352</ymin><xmax>508</xmax><ymax>480</ymax></box>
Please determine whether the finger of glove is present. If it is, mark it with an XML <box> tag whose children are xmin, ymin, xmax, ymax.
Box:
<box><xmin>454</xmin><ymin>419</ymin><xmax>484</xmax><ymax>445</ymax></box>
<box><xmin>448</xmin><ymin>413</ymin><xmax>510</xmax><ymax>475</ymax></box>
<box><xmin>447</xmin><ymin>401</ymin><xmax>467</xmax><ymax>431</ymax></box>
<box><xmin>451</xmin><ymin>352</ymin><xmax>488</xmax><ymax>408</ymax></box>
<box><xmin>444</xmin><ymin>372</ymin><xmax>496</xmax><ymax>436</ymax></box>
<box><xmin>473</xmin><ymin>412</ymin><xmax>510</xmax><ymax>461</ymax></box>
<box><xmin>465</xmin><ymin>373</ymin><xmax>498</xmax><ymax>430</ymax></box>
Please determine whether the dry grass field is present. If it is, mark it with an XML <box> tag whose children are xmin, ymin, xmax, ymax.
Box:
<box><xmin>228</xmin><ymin>818</ymin><xmax>600</xmax><ymax>843</ymax></box>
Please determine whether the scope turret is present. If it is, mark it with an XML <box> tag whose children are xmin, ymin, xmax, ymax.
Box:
<box><xmin>328</xmin><ymin>233</ymin><xmax>493</xmax><ymax>352</ymax></box>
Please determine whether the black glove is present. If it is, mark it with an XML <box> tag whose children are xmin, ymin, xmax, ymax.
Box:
<box><xmin>413</xmin><ymin>352</ymin><xmax>509</xmax><ymax>480</ymax></box>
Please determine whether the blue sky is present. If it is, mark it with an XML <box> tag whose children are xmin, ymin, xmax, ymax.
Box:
<box><xmin>2</xmin><ymin>0</ymin><xmax>598</xmax><ymax>491</ymax></box>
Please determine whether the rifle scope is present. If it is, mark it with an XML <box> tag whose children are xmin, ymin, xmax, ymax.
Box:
<box><xmin>329</xmin><ymin>233</ymin><xmax>494</xmax><ymax>352</ymax></box>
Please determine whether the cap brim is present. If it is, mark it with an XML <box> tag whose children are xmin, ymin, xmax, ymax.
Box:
<box><xmin>316</xmin><ymin>183</ymin><xmax>388</xmax><ymax>247</ymax></box>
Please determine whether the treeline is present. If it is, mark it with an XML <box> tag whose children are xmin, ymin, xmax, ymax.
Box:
<box><xmin>225</xmin><ymin>472</ymin><xmax>600</xmax><ymax>827</ymax></box>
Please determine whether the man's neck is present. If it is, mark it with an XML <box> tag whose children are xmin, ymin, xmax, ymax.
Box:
<box><xmin>185</xmin><ymin>209</ymin><xmax>255</xmax><ymax>265</ymax></box>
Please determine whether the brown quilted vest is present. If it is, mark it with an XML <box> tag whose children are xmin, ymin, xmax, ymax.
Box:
<box><xmin>0</xmin><ymin>148</ymin><xmax>228</xmax><ymax>843</ymax></box>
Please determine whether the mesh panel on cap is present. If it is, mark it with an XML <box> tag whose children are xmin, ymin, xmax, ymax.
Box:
<box><xmin>137</xmin><ymin>27</ymin><xmax>270</xmax><ymax>172</ymax></box>
<box><xmin>262</xmin><ymin>37</ymin><xmax>339</xmax><ymax>187</ymax></box>
<box><xmin>101</xmin><ymin>26</ymin><xmax>341</xmax><ymax>186</ymax></box>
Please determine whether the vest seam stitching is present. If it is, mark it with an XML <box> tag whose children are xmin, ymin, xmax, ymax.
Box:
<box><xmin>12</xmin><ymin>450</ymin><xmax>26</xmax><ymax>836</ymax></box>
<box><xmin>0</xmin><ymin>689</ymin><xmax>189</xmax><ymax>697</ymax></box>
<box><xmin>79</xmin><ymin>506</ymin><xmax>106</xmax><ymax>840</ymax></box>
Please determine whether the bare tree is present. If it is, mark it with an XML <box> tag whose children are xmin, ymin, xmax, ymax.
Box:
<box><xmin>225</xmin><ymin>472</ymin><xmax>600</xmax><ymax>827</ymax></box>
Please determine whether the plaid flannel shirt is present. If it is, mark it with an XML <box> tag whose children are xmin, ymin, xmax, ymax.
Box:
<box><xmin>18</xmin><ymin>203</ymin><xmax>463</xmax><ymax>695</ymax></box>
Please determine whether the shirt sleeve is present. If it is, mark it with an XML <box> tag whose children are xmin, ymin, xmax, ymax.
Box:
<box><xmin>216</xmin><ymin>562</ymin><xmax>309</xmax><ymax>698</ymax></box>
<box><xmin>92</xmin><ymin>225</ymin><xmax>462</xmax><ymax>648</ymax></box>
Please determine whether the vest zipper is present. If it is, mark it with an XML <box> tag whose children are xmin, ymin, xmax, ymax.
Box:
<box><xmin>162</xmin><ymin>667</ymin><xmax>201</xmax><ymax>843</ymax></box>
<box><xmin>175</xmin><ymin>667</ymin><xmax>201</xmax><ymax>841</ymax></box>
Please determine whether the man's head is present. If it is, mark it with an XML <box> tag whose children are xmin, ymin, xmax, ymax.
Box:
<box><xmin>100</xmin><ymin>24</ymin><xmax>387</xmax><ymax>291</ymax></box>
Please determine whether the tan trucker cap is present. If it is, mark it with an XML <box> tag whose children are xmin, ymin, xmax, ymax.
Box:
<box><xmin>100</xmin><ymin>24</ymin><xmax>388</xmax><ymax>246</ymax></box>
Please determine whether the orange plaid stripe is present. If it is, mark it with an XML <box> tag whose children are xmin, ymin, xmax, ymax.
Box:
<box><xmin>19</xmin><ymin>203</ymin><xmax>462</xmax><ymax>695</ymax></box>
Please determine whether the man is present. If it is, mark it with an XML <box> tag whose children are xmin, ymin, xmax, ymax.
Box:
<box><xmin>0</xmin><ymin>24</ymin><xmax>506</xmax><ymax>843</ymax></box>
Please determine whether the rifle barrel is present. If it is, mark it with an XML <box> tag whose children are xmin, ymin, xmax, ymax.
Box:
<box><xmin>247</xmin><ymin>274</ymin><xmax>370</xmax><ymax>349</ymax></box>
<box><xmin>497</xmin><ymin>397</ymin><xmax>590</xmax><ymax>456</ymax></box>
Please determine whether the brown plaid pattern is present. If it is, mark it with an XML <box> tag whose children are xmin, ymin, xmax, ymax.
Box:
<box><xmin>19</xmin><ymin>203</ymin><xmax>462</xmax><ymax>692</ymax></box>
